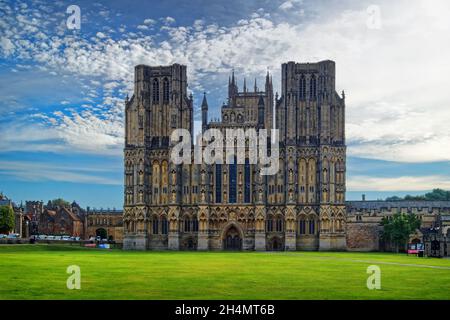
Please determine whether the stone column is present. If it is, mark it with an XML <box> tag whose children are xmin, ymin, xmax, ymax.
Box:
<box><xmin>197</xmin><ymin>206</ymin><xmax>209</xmax><ymax>250</ymax></box>
<box><xmin>254</xmin><ymin>206</ymin><xmax>266</xmax><ymax>251</ymax></box>
<box><xmin>168</xmin><ymin>206</ymin><xmax>180</xmax><ymax>250</ymax></box>
<box><xmin>284</xmin><ymin>205</ymin><xmax>296</xmax><ymax>251</ymax></box>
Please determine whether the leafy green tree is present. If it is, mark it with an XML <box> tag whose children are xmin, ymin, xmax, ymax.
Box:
<box><xmin>385</xmin><ymin>196</ymin><xmax>403</xmax><ymax>201</ymax></box>
<box><xmin>381</xmin><ymin>213</ymin><xmax>421</xmax><ymax>252</ymax></box>
<box><xmin>404</xmin><ymin>194</ymin><xmax>426</xmax><ymax>201</ymax></box>
<box><xmin>0</xmin><ymin>205</ymin><xmax>15</xmax><ymax>234</ymax></box>
<box><xmin>385</xmin><ymin>189</ymin><xmax>450</xmax><ymax>201</ymax></box>
<box><xmin>49</xmin><ymin>198</ymin><xmax>70</xmax><ymax>208</ymax></box>
<box><xmin>424</xmin><ymin>189</ymin><xmax>450</xmax><ymax>201</ymax></box>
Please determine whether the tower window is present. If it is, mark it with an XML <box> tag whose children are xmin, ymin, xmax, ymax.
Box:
<box><xmin>309</xmin><ymin>75</ymin><xmax>317</xmax><ymax>99</ymax></box>
<box><xmin>215</xmin><ymin>164</ymin><xmax>222</xmax><ymax>203</ymax></box>
<box><xmin>163</xmin><ymin>78</ymin><xmax>170</xmax><ymax>102</ymax></box>
<box><xmin>229</xmin><ymin>156</ymin><xmax>237</xmax><ymax>203</ymax></box>
<box><xmin>244</xmin><ymin>158</ymin><xmax>251</xmax><ymax>203</ymax></box>
<box><xmin>152</xmin><ymin>78</ymin><xmax>159</xmax><ymax>103</ymax></box>
<box><xmin>299</xmin><ymin>75</ymin><xmax>306</xmax><ymax>99</ymax></box>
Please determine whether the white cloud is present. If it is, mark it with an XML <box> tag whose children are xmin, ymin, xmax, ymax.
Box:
<box><xmin>164</xmin><ymin>16</ymin><xmax>176</xmax><ymax>24</ymax></box>
<box><xmin>348</xmin><ymin>175</ymin><xmax>450</xmax><ymax>191</ymax></box>
<box><xmin>96</xmin><ymin>32</ymin><xmax>107</xmax><ymax>39</ymax></box>
<box><xmin>0</xmin><ymin>36</ymin><xmax>15</xmax><ymax>56</ymax></box>
<box><xmin>0</xmin><ymin>160</ymin><xmax>121</xmax><ymax>185</ymax></box>
<box><xmin>2</xmin><ymin>0</ymin><xmax>450</xmax><ymax>164</ymax></box>
<box><xmin>143</xmin><ymin>18</ymin><xmax>155</xmax><ymax>25</ymax></box>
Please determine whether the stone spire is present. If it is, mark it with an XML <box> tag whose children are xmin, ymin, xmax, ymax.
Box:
<box><xmin>258</xmin><ymin>95</ymin><xmax>265</xmax><ymax>128</ymax></box>
<box><xmin>201</xmin><ymin>92</ymin><xmax>208</xmax><ymax>133</ymax></box>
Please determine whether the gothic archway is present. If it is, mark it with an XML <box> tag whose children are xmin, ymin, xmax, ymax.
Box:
<box><xmin>222</xmin><ymin>224</ymin><xmax>243</xmax><ymax>251</ymax></box>
<box><xmin>267</xmin><ymin>236</ymin><xmax>284</xmax><ymax>251</ymax></box>
<box><xmin>96</xmin><ymin>228</ymin><xmax>107</xmax><ymax>239</ymax></box>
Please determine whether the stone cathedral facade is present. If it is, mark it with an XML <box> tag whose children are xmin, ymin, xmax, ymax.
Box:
<box><xmin>123</xmin><ymin>60</ymin><xmax>347</xmax><ymax>251</ymax></box>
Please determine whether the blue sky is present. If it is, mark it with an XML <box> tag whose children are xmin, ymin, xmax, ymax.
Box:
<box><xmin>1</xmin><ymin>0</ymin><xmax>450</xmax><ymax>208</ymax></box>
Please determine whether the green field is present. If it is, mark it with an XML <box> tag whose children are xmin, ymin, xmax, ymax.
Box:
<box><xmin>1</xmin><ymin>244</ymin><xmax>450</xmax><ymax>300</ymax></box>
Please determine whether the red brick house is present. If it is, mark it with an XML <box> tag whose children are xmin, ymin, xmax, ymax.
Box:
<box><xmin>39</xmin><ymin>207</ymin><xmax>83</xmax><ymax>236</ymax></box>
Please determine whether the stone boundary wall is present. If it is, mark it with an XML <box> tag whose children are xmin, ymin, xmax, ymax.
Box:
<box><xmin>346</xmin><ymin>222</ymin><xmax>381</xmax><ymax>251</ymax></box>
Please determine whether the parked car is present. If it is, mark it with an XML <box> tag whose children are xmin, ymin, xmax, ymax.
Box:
<box><xmin>7</xmin><ymin>233</ymin><xmax>19</xmax><ymax>239</ymax></box>
<box><xmin>54</xmin><ymin>236</ymin><xmax>62</xmax><ymax>240</ymax></box>
<box><xmin>47</xmin><ymin>235</ymin><xmax>55</xmax><ymax>240</ymax></box>
<box><xmin>0</xmin><ymin>234</ymin><xmax>7</xmax><ymax>239</ymax></box>
<box><xmin>62</xmin><ymin>236</ymin><xmax>71</xmax><ymax>241</ymax></box>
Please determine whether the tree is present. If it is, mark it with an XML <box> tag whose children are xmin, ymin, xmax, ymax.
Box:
<box><xmin>424</xmin><ymin>189</ymin><xmax>450</xmax><ymax>201</ymax></box>
<box><xmin>381</xmin><ymin>213</ymin><xmax>421</xmax><ymax>253</ymax></box>
<box><xmin>0</xmin><ymin>205</ymin><xmax>15</xmax><ymax>234</ymax></box>
<box><xmin>385</xmin><ymin>196</ymin><xmax>402</xmax><ymax>201</ymax></box>
<box><xmin>49</xmin><ymin>198</ymin><xmax>70</xmax><ymax>208</ymax></box>
<box><xmin>385</xmin><ymin>189</ymin><xmax>450</xmax><ymax>201</ymax></box>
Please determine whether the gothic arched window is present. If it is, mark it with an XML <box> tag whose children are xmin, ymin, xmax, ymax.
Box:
<box><xmin>299</xmin><ymin>218</ymin><xmax>306</xmax><ymax>234</ymax></box>
<box><xmin>229</xmin><ymin>156</ymin><xmax>237</xmax><ymax>203</ymax></box>
<box><xmin>215</xmin><ymin>164</ymin><xmax>222</xmax><ymax>203</ymax></box>
<box><xmin>163</xmin><ymin>78</ymin><xmax>170</xmax><ymax>102</ymax></box>
<box><xmin>192</xmin><ymin>219</ymin><xmax>198</xmax><ymax>232</ymax></box>
<box><xmin>276</xmin><ymin>216</ymin><xmax>283</xmax><ymax>232</ymax></box>
<box><xmin>299</xmin><ymin>75</ymin><xmax>306</xmax><ymax>100</ymax></box>
<box><xmin>308</xmin><ymin>219</ymin><xmax>315</xmax><ymax>234</ymax></box>
<box><xmin>152</xmin><ymin>78</ymin><xmax>159</xmax><ymax>103</ymax></box>
<box><xmin>161</xmin><ymin>216</ymin><xmax>168</xmax><ymax>234</ymax></box>
<box><xmin>152</xmin><ymin>216</ymin><xmax>159</xmax><ymax>234</ymax></box>
<box><xmin>309</xmin><ymin>75</ymin><xmax>317</xmax><ymax>99</ymax></box>
<box><xmin>184</xmin><ymin>218</ymin><xmax>191</xmax><ymax>232</ymax></box>
<box><xmin>266</xmin><ymin>215</ymin><xmax>274</xmax><ymax>232</ymax></box>
<box><xmin>244</xmin><ymin>158</ymin><xmax>251</xmax><ymax>203</ymax></box>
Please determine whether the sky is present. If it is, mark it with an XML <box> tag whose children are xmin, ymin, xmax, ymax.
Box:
<box><xmin>1</xmin><ymin>0</ymin><xmax>450</xmax><ymax>209</ymax></box>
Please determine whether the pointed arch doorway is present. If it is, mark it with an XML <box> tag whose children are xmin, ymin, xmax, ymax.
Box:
<box><xmin>222</xmin><ymin>224</ymin><xmax>243</xmax><ymax>251</ymax></box>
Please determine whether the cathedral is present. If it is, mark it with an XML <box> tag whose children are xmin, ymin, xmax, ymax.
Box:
<box><xmin>123</xmin><ymin>60</ymin><xmax>347</xmax><ymax>251</ymax></box>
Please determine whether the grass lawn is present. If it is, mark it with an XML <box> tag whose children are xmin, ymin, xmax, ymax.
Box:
<box><xmin>0</xmin><ymin>244</ymin><xmax>449</xmax><ymax>300</ymax></box>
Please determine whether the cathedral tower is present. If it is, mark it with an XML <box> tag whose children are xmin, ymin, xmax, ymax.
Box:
<box><xmin>123</xmin><ymin>64</ymin><xmax>193</xmax><ymax>250</ymax></box>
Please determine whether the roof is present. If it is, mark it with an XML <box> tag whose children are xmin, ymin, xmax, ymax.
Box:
<box><xmin>44</xmin><ymin>209</ymin><xmax>56</xmax><ymax>216</ymax></box>
<box><xmin>61</xmin><ymin>207</ymin><xmax>81</xmax><ymax>221</ymax></box>
<box><xmin>347</xmin><ymin>200</ymin><xmax>450</xmax><ymax>210</ymax></box>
